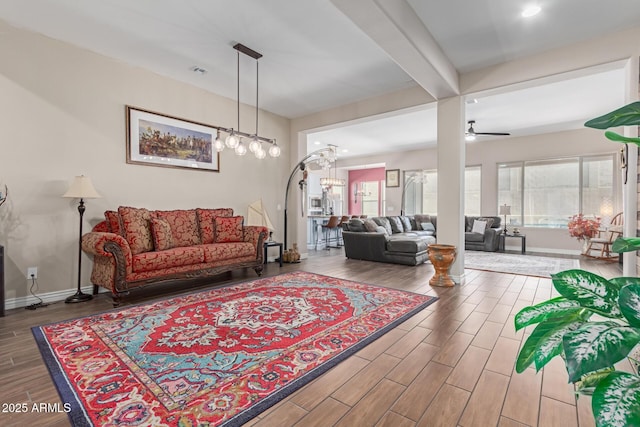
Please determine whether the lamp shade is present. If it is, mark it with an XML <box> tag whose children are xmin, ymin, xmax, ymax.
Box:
<box><xmin>62</xmin><ymin>175</ymin><xmax>101</xmax><ymax>199</ymax></box>
<box><xmin>499</xmin><ymin>204</ymin><xmax>511</xmax><ymax>215</ymax></box>
<box><xmin>247</xmin><ymin>199</ymin><xmax>274</xmax><ymax>230</ymax></box>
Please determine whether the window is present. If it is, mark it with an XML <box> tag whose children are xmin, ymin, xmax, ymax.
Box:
<box><xmin>497</xmin><ymin>154</ymin><xmax>615</xmax><ymax>228</ymax></box>
<box><xmin>402</xmin><ymin>166</ymin><xmax>479</xmax><ymax>215</ymax></box>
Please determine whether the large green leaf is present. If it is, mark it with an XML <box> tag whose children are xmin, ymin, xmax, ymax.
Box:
<box><xmin>612</xmin><ymin>237</ymin><xmax>640</xmax><ymax>253</ymax></box>
<box><xmin>576</xmin><ymin>367</ymin><xmax>616</xmax><ymax>395</ymax></box>
<box><xmin>609</xmin><ymin>277</ymin><xmax>640</xmax><ymax>291</ymax></box>
<box><xmin>592</xmin><ymin>371</ymin><xmax>640</xmax><ymax>427</ymax></box>
<box><xmin>514</xmin><ymin>297</ymin><xmax>582</xmax><ymax>331</ymax></box>
<box><xmin>584</xmin><ymin>101</ymin><xmax>640</xmax><ymax>129</ymax></box>
<box><xmin>603</xmin><ymin>131</ymin><xmax>640</xmax><ymax>145</ymax></box>
<box><xmin>619</xmin><ymin>285</ymin><xmax>640</xmax><ymax>327</ymax></box>
<box><xmin>551</xmin><ymin>270</ymin><xmax>621</xmax><ymax>318</ymax></box>
<box><xmin>516</xmin><ymin>312</ymin><xmax>587</xmax><ymax>373</ymax></box>
<box><xmin>563</xmin><ymin>322</ymin><xmax>640</xmax><ymax>383</ymax></box>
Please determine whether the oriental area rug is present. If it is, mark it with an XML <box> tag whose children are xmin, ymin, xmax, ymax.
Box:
<box><xmin>464</xmin><ymin>251</ymin><xmax>580</xmax><ymax>277</ymax></box>
<box><xmin>32</xmin><ymin>271</ymin><xmax>436</xmax><ymax>427</ymax></box>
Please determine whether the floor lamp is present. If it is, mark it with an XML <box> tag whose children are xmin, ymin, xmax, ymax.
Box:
<box><xmin>63</xmin><ymin>175</ymin><xmax>101</xmax><ymax>303</ymax></box>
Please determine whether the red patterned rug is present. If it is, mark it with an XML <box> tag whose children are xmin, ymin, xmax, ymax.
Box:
<box><xmin>33</xmin><ymin>272</ymin><xmax>436</xmax><ymax>426</ymax></box>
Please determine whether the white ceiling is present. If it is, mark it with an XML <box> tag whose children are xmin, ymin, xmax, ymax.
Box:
<box><xmin>1</xmin><ymin>0</ymin><xmax>639</xmax><ymax>159</ymax></box>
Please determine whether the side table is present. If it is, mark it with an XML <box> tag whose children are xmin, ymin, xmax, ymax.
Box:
<box><xmin>499</xmin><ymin>233</ymin><xmax>526</xmax><ymax>254</ymax></box>
<box><xmin>264</xmin><ymin>241</ymin><xmax>283</xmax><ymax>267</ymax></box>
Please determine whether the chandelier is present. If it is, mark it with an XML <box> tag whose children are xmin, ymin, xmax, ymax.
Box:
<box><xmin>319</xmin><ymin>145</ymin><xmax>345</xmax><ymax>188</ymax></box>
<box><xmin>214</xmin><ymin>43</ymin><xmax>281</xmax><ymax>159</ymax></box>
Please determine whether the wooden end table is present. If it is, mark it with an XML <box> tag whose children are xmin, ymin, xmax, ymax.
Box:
<box><xmin>499</xmin><ymin>233</ymin><xmax>526</xmax><ymax>254</ymax></box>
<box><xmin>264</xmin><ymin>241</ymin><xmax>283</xmax><ymax>267</ymax></box>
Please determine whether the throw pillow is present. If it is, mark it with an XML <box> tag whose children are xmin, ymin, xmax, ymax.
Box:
<box><xmin>348</xmin><ymin>219</ymin><xmax>366</xmax><ymax>232</ymax></box>
<box><xmin>477</xmin><ymin>217</ymin><xmax>495</xmax><ymax>229</ymax></box>
<box><xmin>372</xmin><ymin>217</ymin><xmax>393</xmax><ymax>235</ymax></box>
<box><xmin>399</xmin><ymin>216</ymin><xmax>412</xmax><ymax>232</ymax></box>
<box><xmin>196</xmin><ymin>208</ymin><xmax>234</xmax><ymax>244</ymax></box>
<box><xmin>104</xmin><ymin>210</ymin><xmax>123</xmax><ymax>236</ymax></box>
<box><xmin>471</xmin><ymin>219</ymin><xmax>488</xmax><ymax>234</ymax></box>
<box><xmin>118</xmin><ymin>206</ymin><xmax>155</xmax><ymax>255</ymax></box>
<box><xmin>363</xmin><ymin>219</ymin><xmax>378</xmax><ymax>232</ymax></box>
<box><xmin>150</xmin><ymin>218</ymin><xmax>174</xmax><ymax>251</ymax></box>
<box><xmin>215</xmin><ymin>216</ymin><xmax>244</xmax><ymax>243</ymax></box>
<box><xmin>388</xmin><ymin>216</ymin><xmax>404</xmax><ymax>234</ymax></box>
<box><xmin>156</xmin><ymin>209</ymin><xmax>200</xmax><ymax>247</ymax></box>
<box><xmin>421</xmin><ymin>222</ymin><xmax>436</xmax><ymax>232</ymax></box>
<box><xmin>374</xmin><ymin>226</ymin><xmax>388</xmax><ymax>235</ymax></box>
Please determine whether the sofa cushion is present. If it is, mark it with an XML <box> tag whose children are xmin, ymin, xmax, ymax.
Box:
<box><xmin>388</xmin><ymin>216</ymin><xmax>404</xmax><ymax>234</ymax></box>
<box><xmin>119</xmin><ymin>206</ymin><xmax>155</xmax><ymax>255</ymax></box>
<box><xmin>375</xmin><ymin>226</ymin><xmax>388</xmax><ymax>235</ymax></box>
<box><xmin>132</xmin><ymin>246</ymin><xmax>205</xmax><ymax>273</ymax></box>
<box><xmin>373</xmin><ymin>217</ymin><xmax>393</xmax><ymax>235</ymax></box>
<box><xmin>156</xmin><ymin>209</ymin><xmax>200</xmax><ymax>247</ymax></box>
<box><xmin>202</xmin><ymin>242</ymin><xmax>255</xmax><ymax>262</ymax></box>
<box><xmin>399</xmin><ymin>216</ymin><xmax>412</xmax><ymax>232</ymax></box>
<box><xmin>387</xmin><ymin>238</ymin><xmax>429</xmax><ymax>254</ymax></box>
<box><xmin>196</xmin><ymin>208</ymin><xmax>234</xmax><ymax>244</ymax></box>
<box><xmin>150</xmin><ymin>218</ymin><xmax>174</xmax><ymax>251</ymax></box>
<box><xmin>215</xmin><ymin>216</ymin><xmax>244</xmax><ymax>243</ymax></box>
<box><xmin>363</xmin><ymin>219</ymin><xmax>378</xmax><ymax>232</ymax></box>
<box><xmin>465</xmin><ymin>231</ymin><xmax>485</xmax><ymax>242</ymax></box>
<box><xmin>104</xmin><ymin>210</ymin><xmax>123</xmax><ymax>236</ymax></box>
<box><xmin>347</xmin><ymin>219</ymin><xmax>366</xmax><ymax>232</ymax></box>
<box><xmin>421</xmin><ymin>222</ymin><xmax>436</xmax><ymax>232</ymax></box>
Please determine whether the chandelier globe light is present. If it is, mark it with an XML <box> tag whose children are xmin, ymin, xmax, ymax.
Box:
<box><xmin>214</xmin><ymin>130</ymin><xmax>225</xmax><ymax>152</ymax></box>
<box><xmin>268</xmin><ymin>143</ymin><xmax>281</xmax><ymax>158</ymax></box>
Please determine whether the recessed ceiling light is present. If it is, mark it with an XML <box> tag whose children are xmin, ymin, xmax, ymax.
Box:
<box><xmin>522</xmin><ymin>5</ymin><xmax>541</xmax><ymax>18</ymax></box>
<box><xmin>342</xmin><ymin>149</ymin><xmax>348</xmax><ymax>153</ymax></box>
<box><xmin>314</xmin><ymin>141</ymin><xmax>321</xmax><ymax>145</ymax></box>
<box><xmin>466</xmin><ymin>98</ymin><xmax>479</xmax><ymax>104</ymax></box>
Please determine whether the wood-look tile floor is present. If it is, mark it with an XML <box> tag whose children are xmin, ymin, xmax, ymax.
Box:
<box><xmin>0</xmin><ymin>250</ymin><xmax>623</xmax><ymax>427</ymax></box>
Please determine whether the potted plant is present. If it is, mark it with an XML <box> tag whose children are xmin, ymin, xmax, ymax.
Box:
<box><xmin>568</xmin><ymin>213</ymin><xmax>601</xmax><ymax>253</ymax></box>
<box><xmin>515</xmin><ymin>101</ymin><xmax>640</xmax><ymax>426</ymax></box>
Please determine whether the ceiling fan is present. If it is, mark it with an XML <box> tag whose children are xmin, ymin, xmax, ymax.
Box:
<box><xmin>465</xmin><ymin>120</ymin><xmax>510</xmax><ymax>141</ymax></box>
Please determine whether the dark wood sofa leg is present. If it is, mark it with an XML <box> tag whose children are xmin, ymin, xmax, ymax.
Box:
<box><xmin>93</xmin><ymin>284</ymin><xmax>99</xmax><ymax>295</ymax></box>
<box><xmin>254</xmin><ymin>265</ymin><xmax>264</xmax><ymax>276</ymax></box>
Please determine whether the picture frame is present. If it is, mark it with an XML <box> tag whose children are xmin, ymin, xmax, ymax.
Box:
<box><xmin>385</xmin><ymin>169</ymin><xmax>400</xmax><ymax>187</ymax></box>
<box><xmin>126</xmin><ymin>106</ymin><xmax>220</xmax><ymax>172</ymax></box>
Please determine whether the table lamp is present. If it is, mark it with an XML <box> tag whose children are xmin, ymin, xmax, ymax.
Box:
<box><xmin>499</xmin><ymin>204</ymin><xmax>511</xmax><ymax>234</ymax></box>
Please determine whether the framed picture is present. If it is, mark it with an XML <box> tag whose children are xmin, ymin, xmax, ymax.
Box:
<box><xmin>386</xmin><ymin>169</ymin><xmax>400</xmax><ymax>187</ymax></box>
<box><xmin>126</xmin><ymin>106</ymin><xmax>220</xmax><ymax>172</ymax></box>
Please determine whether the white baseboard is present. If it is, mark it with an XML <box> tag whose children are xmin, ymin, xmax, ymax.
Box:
<box><xmin>5</xmin><ymin>285</ymin><xmax>95</xmax><ymax>310</ymax></box>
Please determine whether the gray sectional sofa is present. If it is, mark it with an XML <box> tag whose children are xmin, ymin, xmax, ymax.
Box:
<box><xmin>341</xmin><ymin>214</ymin><xmax>502</xmax><ymax>266</ymax></box>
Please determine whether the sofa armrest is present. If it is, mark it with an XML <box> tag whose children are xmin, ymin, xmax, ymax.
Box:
<box><xmin>82</xmin><ymin>232</ymin><xmax>133</xmax><ymax>274</ymax></box>
<box><xmin>342</xmin><ymin>231</ymin><xmax>388</xmax><ymax>261</ymax></box>
<box><xmin>483</xmin><ymin>228</ymin><xmax>502</xmax><ymax>251</ymax></box>
<box><xmin>243</xmin><ymin>226</ymin><xmax>269</xmax><ymax>260</ymax></box>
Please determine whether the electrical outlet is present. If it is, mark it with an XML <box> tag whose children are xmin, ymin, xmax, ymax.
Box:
<box><xmin>27</xmin><ymin>267</ymin><xmax>38</xmax><ymax>279</ymax></box>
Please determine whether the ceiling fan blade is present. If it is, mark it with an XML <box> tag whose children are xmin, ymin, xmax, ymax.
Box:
<box><xmin>474</xmin><ymin>132</ymin><xmax>511</xmax><ymax>136</ymax></box>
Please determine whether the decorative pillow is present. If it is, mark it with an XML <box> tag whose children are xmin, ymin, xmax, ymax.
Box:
<box><xmin>118</xmin><ymin>206</ymin><xmax>155</xmax><ymax>255</ymax></box>
<box><xmin>374</xmin><ymin>226</ymin><xmax>388</xmax><ymax>235</ymax></box>
<box><xmin>347</xmin><ymin>219</ymin><xmax>366</xmax><ymax>232</ymax></box>
<box><xmin>156</xmin><ymin>209</ymin><xmax>200</xmax><ymax>247</ymax></box>
<box><xmin>372</xmin><ymin>217</ymin><xmax>393</xmax><ymax>235</ymax></box>
<box><xmin>465</xmin><ymin>216</ymin><xmax>475</xmax><ymax>232</ymax></box>
<box><xmin>399</xmin><ymin>216</ymin><xmax>412</xmax><ymax>232</ymax></box>
<box><xmin>477</xmin><ymin>217</ymin><xmax>495</xmax><ymax>229</ymax></box>
<box><xmin>196</xmin><ymin>208</ymin><xmax>234</xmax><ymax>244</ymax></box>
<box><xmin>421</xmin><ymin>222</ymin><xmax>436</xmax><ymax>232</ymax></box>
<box><xmin>214</xmin><ymin>216</ymin><xmax>244</xmax><ymax>243</ymax></box>
<box><xmin>363</xmin><ymin>219</ymin><xmax>378</xmax><ymax>232</ymax></box>
<box><xmin>387</xmin><ymin>216</ymin><xmax>403</xmax><ymax>234</ymax></box>
<box><xmin>104</xmin><ymin>210</ymin><xmax>123</xmax><ymax>236</ymax></box>
<box><xmin>471</xmin><ymin>219</ymin><xmax>488</xmax><ymax>234</ymax></box>
<box><xmin>150</xmin><ymin>218</ymin><xmax>174</xmax><ymax>251</ymax></box>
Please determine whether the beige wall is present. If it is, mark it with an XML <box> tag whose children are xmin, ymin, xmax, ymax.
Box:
<box><xmin>0</xmin><ymin>20</ymin><xmax>290</xmax><ymax>306</ymax></box>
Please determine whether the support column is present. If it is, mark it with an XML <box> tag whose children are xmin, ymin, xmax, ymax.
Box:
<box><xmin>436</xmin><ymin>96</ymin><xmax>465</xmax><ymax>284</ymax></box>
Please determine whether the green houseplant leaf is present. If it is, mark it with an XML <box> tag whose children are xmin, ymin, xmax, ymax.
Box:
<box><xmin>603</xmin><ymin>130</ymin><xmax>640</xmax><ymax>145</ymax></box>
<box><xmin>612</xmin><ymin>237</ymin><xmax>640</xmax><ymax>253</ymax></box>
<box><xmin>584</xmin><ymin>101</ymin><xmax>640</xmax><ymax>129</ymax></box>
<box><xmin>551</xmin><ymin>270</ymin><xmax>622</xmax><ymax>318</ymax></box>
<box><xmin>619</xmin><ymin>284</ymin><xmax>640</xmax><ymax>327</ymax></box>
<box><xmin>608</xmin><ymin>277</ymin><xmax>640</xmax><ymax>290</ymax></box>
<box><xmin>592</xmin><ymin>371</ymin><xmax>640</xmax><ymax>427</ymax></box>
<box><xmin>514</xmin><ymin>297</ymin><xmax>582</xmax><ymax>331</ymax></box>
<box><xmin>576</xmin><ymin>367</ymin><xmax>616</xmax><ymax>395</ymax></box>
<box><xmin>516</xmin><ymin>312</ymin><xmax>588</xmax><ymax>373</ymax></box>
<box><xmin>563</xmin><ymin>322</ymin><xmax>640</xmax><ymax>383</ymax></box>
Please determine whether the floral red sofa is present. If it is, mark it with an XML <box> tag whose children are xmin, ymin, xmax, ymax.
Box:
<box><xmin>81</xmin><ymin>206</ymin><xmax>267</xmax><ymax>305</ymax></box>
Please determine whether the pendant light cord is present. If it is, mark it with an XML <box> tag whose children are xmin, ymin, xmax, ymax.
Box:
<box><xmin>256</xmin><ymin>60</ymin><xmax>259</xmax><ymax>136</ymax></box>
<box><xmin>236</xmin><ymin>49</ymin><xmax>240</xmax><ymax>132</ymax></box>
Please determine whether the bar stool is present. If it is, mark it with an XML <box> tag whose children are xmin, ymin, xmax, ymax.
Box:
<box><xmin>337</xmin><ymin>215</ymin><xmax>350</xmax><ymax>246</ymax></box>
<box><xmin>321</xmin><ymin>216</ymin><xmax>341</xmax><ymax>250</ymax></box>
